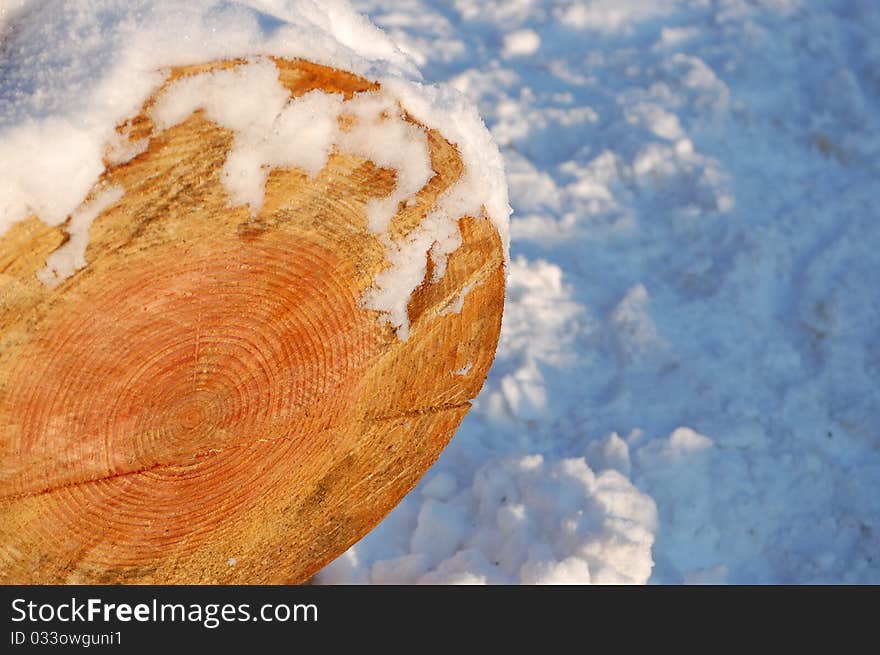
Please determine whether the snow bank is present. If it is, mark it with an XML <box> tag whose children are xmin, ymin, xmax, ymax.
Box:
<box><xmin>0</xmin><ymin>0</ymin><xmax>510</xmax><ymax>337</ymax></box>
<box><xmin>319</xmin><ymin>454</ymin><xmax>657</xmax><ymax>584</ymax></box>
<box><xmin>319</xmin><ymin>0</ymin><xmax>880</xmax><ymax>585</ymax></box>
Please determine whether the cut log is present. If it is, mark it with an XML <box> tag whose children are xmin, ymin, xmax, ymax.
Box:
<box><xmin>0</xmin><ymin>58</ymin><xmax>504</xmax><ymax>583</ymax></box>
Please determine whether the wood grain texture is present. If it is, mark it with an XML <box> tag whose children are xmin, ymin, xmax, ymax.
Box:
<box><xmin>0</xmin><ymin>58</ymin><xmax>504</xmax><ymax>583</ymax></box>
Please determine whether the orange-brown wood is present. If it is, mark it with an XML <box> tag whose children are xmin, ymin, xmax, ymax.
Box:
<box><xmin>0</xmin><ymin>58</ymin><xmax>504</xmax><ymax>583</ymax></box>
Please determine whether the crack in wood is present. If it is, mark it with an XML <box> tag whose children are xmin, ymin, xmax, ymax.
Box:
<box><xmin>0</xmin><ymin>401</ymin><xmax>471</xmax><ymax>504</ymax></box>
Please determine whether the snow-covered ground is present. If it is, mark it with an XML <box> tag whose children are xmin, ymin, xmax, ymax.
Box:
<box><xmin>318</xmin><ymin>0</ymin><xmax>880</xmax><ymax>584</ymax></box>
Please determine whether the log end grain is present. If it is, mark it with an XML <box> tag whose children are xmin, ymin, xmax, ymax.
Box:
<box><xmin>0</xmin><ymin>58</ymin><xmax>504</xmax><ymax>584</ymax></box>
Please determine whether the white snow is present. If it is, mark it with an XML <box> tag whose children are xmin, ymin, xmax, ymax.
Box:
<box><xmin>0</xmin><ymin>0</ymin><xmax>510</xmax><ymax>339</ymax></box>
<box><xmin>36</xmin><ymin>185</ymin><xmax>124</xmax><ymax>287</ymax></box>
<box><xmin>335</xmin><ymin>90</ymin><xmax>434</xmax><ymax>234</ymax></box>
<box><xmin>502</xmin><ymin>30</ymin><xmax>540</xmax><ymax>59</ymax></box>
<box><xmin>319</xmin><ymin>454</ymin><xmax>657</xmax><ymax>584</ymax></box>
<box><xmin>318</xmin><ymin>0</ymin><xmax>880</xmax><ymax>584</ymax></box>
<box><xmin>453</xmin><ymin>362</ymin><xmax>473</xmax><ymax>377</ymax></box>
<box><xmin>438</xmin><ymin>281</ymin><xmax>475</xmax><ymax>316</ymax></box>
<box><xmin>151</xmin><ymin>60</ymin><xmax>343</xmax><ymax>215</ymax></box>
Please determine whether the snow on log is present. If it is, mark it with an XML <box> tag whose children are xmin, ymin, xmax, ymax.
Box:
<box><xmin>0</xmin><ymin>3</ymin><xmax>508</xmax><ymax>584</ymax></box>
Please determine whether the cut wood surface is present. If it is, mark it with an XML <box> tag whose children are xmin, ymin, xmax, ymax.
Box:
<box><xmin>0</xmin><ymin>58</ymin><xmax>504</xmax><ymax>583</ymax></box>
